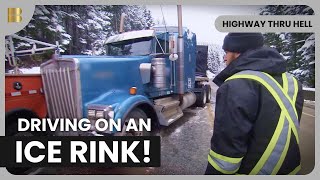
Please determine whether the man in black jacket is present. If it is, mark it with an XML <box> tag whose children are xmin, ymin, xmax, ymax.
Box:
<box><xmin>205</xmin><ymin>33</ymin><xmax>304</xmax><ymax>175</ymax></box>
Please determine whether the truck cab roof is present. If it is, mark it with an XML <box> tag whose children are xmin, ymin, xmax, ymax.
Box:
<box><xmin>105</xmin><ymin>26</ymin><xmax>193</xmax><ymax>45</ymax></box>
<box><xmin>105</xmin><ymin>30</ymin><xmax>155</xmax><ymax>44</ymax></box>
<box><xmin>151</xmin><ymin>25</ymin><xmax>189</xmax><ymax>33</ymax></box>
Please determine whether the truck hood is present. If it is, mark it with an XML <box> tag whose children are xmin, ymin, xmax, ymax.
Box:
<box><xmin>61</xmin><ymin>55</ymin><xmax>151</xmax><ymax>109</ymax></box>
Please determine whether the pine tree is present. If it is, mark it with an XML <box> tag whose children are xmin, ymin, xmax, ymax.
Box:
<box><xmin>123</xmin><ymin>5</ymin><xmax>149</xmax><ymax>31</ymax></box>
<box><xmin>260</xmin><ymin>5</ymin><xmax>314</xmax><ymax>15</ymax></box>
<box><xmin>144</xmin><ymin>9</ymin><xmax>155</xmax><ymax>29</ymax></box>
<box><xmin>13</xmin><ymin>5</ymin><xmax>156</xmax><ymax>61</ymax></box>
<box><xmin>207</xmin><ymin>44</ymin><xmax>225</xmax><ymax>75</ymax></box>
<box><xmin>16</xmin><ymin>5</ymin><xmax>71</xmax><ymax>51</ymax></box>
<box><xmin>260</xmin><ymin>5</ymin><xmax>315</xmax><ymax>87</ymax></box>
<box><xmin>295</xmin><ymin>34</ymin><xmax>315</xmax><ymax>87</ymax></box>
<box><xmin>12</xmin><ymin>5</ymin><xmax>71</xmax><ymax>68</ymax></box>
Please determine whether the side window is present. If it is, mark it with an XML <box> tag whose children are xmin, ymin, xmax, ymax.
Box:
<box><xmin>156</xmin><ymin>39</ymin><xmax>169</xmax><ymax>54</ymax></box>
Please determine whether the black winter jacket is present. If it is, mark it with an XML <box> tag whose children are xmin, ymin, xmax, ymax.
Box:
<box><xmin>205</xmin><ymin>47</ymin><xmax>304</xmax><ymax>175</ymax></box>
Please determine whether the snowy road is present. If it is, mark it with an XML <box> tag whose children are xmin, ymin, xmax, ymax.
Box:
<box><xmin>28</xmin><ymin>82</ymin><xmax>314</xmax><ymax>175</ymax></box>
<box><xmin>29</xmin><ymin>83</ymin><xmax>218</xmax><ymax>175</ymax></box>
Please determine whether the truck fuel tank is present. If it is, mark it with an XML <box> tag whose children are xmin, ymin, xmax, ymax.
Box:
<box><xmin>152</xmin><ymin>58</ymin><xmax>166</xmax><ymax>89</ymax></box>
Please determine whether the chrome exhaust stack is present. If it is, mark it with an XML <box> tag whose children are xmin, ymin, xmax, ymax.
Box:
<box><xmin>177</xmin><ymin>5</ymin><xmax>184</xmax><ymax>97</ymax></box>
<box><xmin>119</xmin><ymin>13</ymin><xmax>126</xmax><ymax>33</ymax></box>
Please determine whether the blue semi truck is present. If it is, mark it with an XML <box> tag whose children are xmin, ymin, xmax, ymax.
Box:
<box><xmin>40</xmin><ymin>21</ymin><xmax>211</xmax><ymax>136</ymax></box>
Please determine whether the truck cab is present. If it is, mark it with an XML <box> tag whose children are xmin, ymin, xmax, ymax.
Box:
<box><xmin>40</xmin><ymin>26</ymin><xmax>210</xmax><ymax>136</ymax></box>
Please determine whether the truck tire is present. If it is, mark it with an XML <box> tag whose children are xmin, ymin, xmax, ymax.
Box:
<box><xmin>115</xmin><ymin>108</ymin><xmax>152</xmax><ymax>136</ymax></box>
<box><xmin>204</xmin><ymin>84</ymin><xmax>211</xmax><ymax>103</ymax></box>
<box><xmin>5</xmin><ymin>109</ymin><xmax>46</xmax><ymax>136</ymax></box>
<box><xmin>195</xmin><ymin>87</ymin><xmax>207</xmax><ymax>107</ymax></box>
<box><xmin>5</xmin><ymin>109</ymin><xmax>45</xmax><ymax>175</ymax></box>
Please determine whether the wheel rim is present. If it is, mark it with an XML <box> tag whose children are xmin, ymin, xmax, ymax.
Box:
<box><xmin>208</xmin><ymin>89</ymin><xmax>211</xmax><ymax>101</ymax></box>
<box><xmin>119</xmin><ymin>119</ymin><xmax>144</xmax><ymax>136</ymax></box>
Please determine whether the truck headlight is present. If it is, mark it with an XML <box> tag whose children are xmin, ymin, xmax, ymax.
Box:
<box><xmin>87</xmin><ymin>105</ymin><xmax>114</xmax><ymax>119</ymax></box>
<box><xmin>96</xmin><ymin>110</ymin><xmax>105</xmax><ymax>118</ymax></box>
<box><xmin>88</xmin><ymin>109</ymin><xmax>96</xmax><ymax>118</ymax></box>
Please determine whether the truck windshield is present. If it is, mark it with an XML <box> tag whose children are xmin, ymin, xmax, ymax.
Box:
<box><xmin>106</xmin><ymin>37</ymin><xmax>152</xmax><ymax>56</ymax></box>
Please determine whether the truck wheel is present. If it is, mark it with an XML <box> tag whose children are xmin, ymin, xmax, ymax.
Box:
<box><xmin>195</xmin><ymin>87</ymin><xmax>207</xmax><ymax>107</ymax></box>
<box><xmin>5</xmin><ymin>110</ymin><xmax>46</xmax><ymax>136</ymax></box>
<box><xmin>5</xmin><ymin>110</ymin><xmax>45</xmax><ymax>175</ymax></box>
<box><xmin>204</xmin><ymin>85</ymin><xmax>211</xmax><ymax>103</ymax></box>
<box><xmin>116</xmin><ymin>108</ymin><xmax>151</xmax><ymax>136</ymax></box>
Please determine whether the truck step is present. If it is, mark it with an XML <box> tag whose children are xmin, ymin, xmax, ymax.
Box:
<box><xmin>156</xmin><ymin>106</ymin><xmax>183</xmax><ymax>126</ymax></box>
<box><xmin>162</xmin><ymin>106</ymin><xmax>181</xmax><ymax>118</ymax></box>
<box><xmin>154</xmin><ymin>96</ymin><xmax>176</xmax><ymax>105</ymax></box>
<box><xmin>165</xmin><ymin>108</ymin><xmax>184</xmax><ymax>126</ymax></box>
<box><xmin>160</xmin><ymin>100</ymin><xmax>180</xmax><ymax>112</ymax></box>
<box><xmin>154</xmin><ymin>97</ymin><xmax>184</xmax><ymax>126</ymax></box>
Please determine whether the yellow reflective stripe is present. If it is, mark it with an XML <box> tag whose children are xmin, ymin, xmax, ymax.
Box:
<box><xmin>263</xmin><ymin>72</ymin><xmax>298</xmax><ymax>118</ymax></box>
<box><xmin>210</xmin><ymin>149</ymin><xmax>243</xmax><ymax>164</ymax></box>
<box><xmin>289</xmin><ymin>164</ymin><xmax>301</xmax><ymax>175</ymax></box>
<box><xmin>227</xmin><ymin>75</ymin><xmax>299</xmax><ymax>145</ymax></box>
<box><xmin>249</xmin><ymin>111</ymin><xmax>286</xmax><ymax>175</ymax></box>
<box><xmin>282</xmin><ymin>73</ymin><xmax>289</xmax><ymax>95</ymax></box>
<box><xmin>253</xmin><ymin>72</ymin><xmax>299</xmax><ymax>144</ymax></box>
<box><xmin>269</xmin><ymin>73</ymin><xmax>291</xmax><ymax>175</ymax></box>
<box><xmin>272</xmin><ymin>121</ymin><xmax>292</xmax><ymax>174</ymax></box>
<box><xmin>293</xmin><ymin>77</ymin><xmax>298</xmax><ymax>104</ymax></box>
<box><xmin>208</xmin><ymin>155</ymin><xmax>240</xmax><ymax>174</ymax></box>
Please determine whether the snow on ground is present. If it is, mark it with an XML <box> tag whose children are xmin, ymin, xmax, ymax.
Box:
<box><xmin>304</xmin><ymin>100</ymin><xmax>315</xmax><ymax>103</ymax></box>
<box><xmin>304</xmin><ymin>100</ymin><xmax>315</xmax><ymax>109</ymax></box>
<box><xmin>206</xmin><ymin>70</ymin><xmax>215</xmax><ymax>80</ymax></box>
<box><xmin>8</xmin><ymin>67</ymin><xmax>40</xmax><ymax>74</ymax></box>
<box><xmin>303</xmin><ymin>87</ymin><xmax>315</xmax><ymax>92</ymax></box>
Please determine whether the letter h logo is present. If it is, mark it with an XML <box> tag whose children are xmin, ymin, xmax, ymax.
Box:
<box><xmin>8</xmin><ymin>8</ymin><xmax>22</xmax><ymax>23</ymax></box>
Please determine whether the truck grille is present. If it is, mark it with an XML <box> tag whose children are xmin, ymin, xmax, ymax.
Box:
<box><xmin>41</xmin><ymin>59</ymin><xmax>82</xmax><ymax>119</ymax></box>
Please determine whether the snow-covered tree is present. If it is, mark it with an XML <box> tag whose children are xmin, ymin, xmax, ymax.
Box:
<box><xmin>16</xmin><ymin>5</ymin><xmax>70</xmax><ymax>51</ymax></box>
<box><xmin>260</xmin><ymin>5</ymin><xmax>315</xmax><ymax>87</ymax></box>
<box><xmin>13</xmin><ymin>5</ymin><xmax>155</xmax><ymax>57</ymax></box>
<box><xmin>294</xmin><ymin>34</ymin><xmax>315</xmax><ymax>87</ymax></box>
<box><xmin>144</xmin><ymin>9</ymin><xmax>155</xmax><ymax>29</ymax></box>
<box><xmin>11</xmin><ymin>5</ymin><xmax>70</xmax><ymax>68</ymax></box>
<box><xmin>123</xmin><ymin>5</ymin><xmax>155</xmax><ymax>31</ymax></box>
<box><xmin>207</xmin><ymin>44</ymin><xmax>225</xmax><ymax>75</ymax></box>
<box><xmin>260</xmin><ymin>5</ymin><xmax>314</xmax><ymax>15</ymax></box>
<box><xmin>75</xmin><ymin>5</ymin><xmax>113</xmax><ymax>55</ymax></box>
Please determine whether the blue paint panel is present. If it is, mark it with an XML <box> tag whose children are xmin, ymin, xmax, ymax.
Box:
<box><xmin>63</xmin><ymin>55</ymin><xmax>151</xmax><ymax>117</ymax></box>
<box><xmin>184</xmin><ymin>32</ymin><xmax>197</xmax><ymax>91</ymax></box>
<box><xmin>113</xmin><ymin>95</ymin><xmax>153</xmax><ymax>120</ymax></box>
<box><xmin>165</xmin><ymin>28</ymin><xmax>197</xmax><ymax>94</ymax></box>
